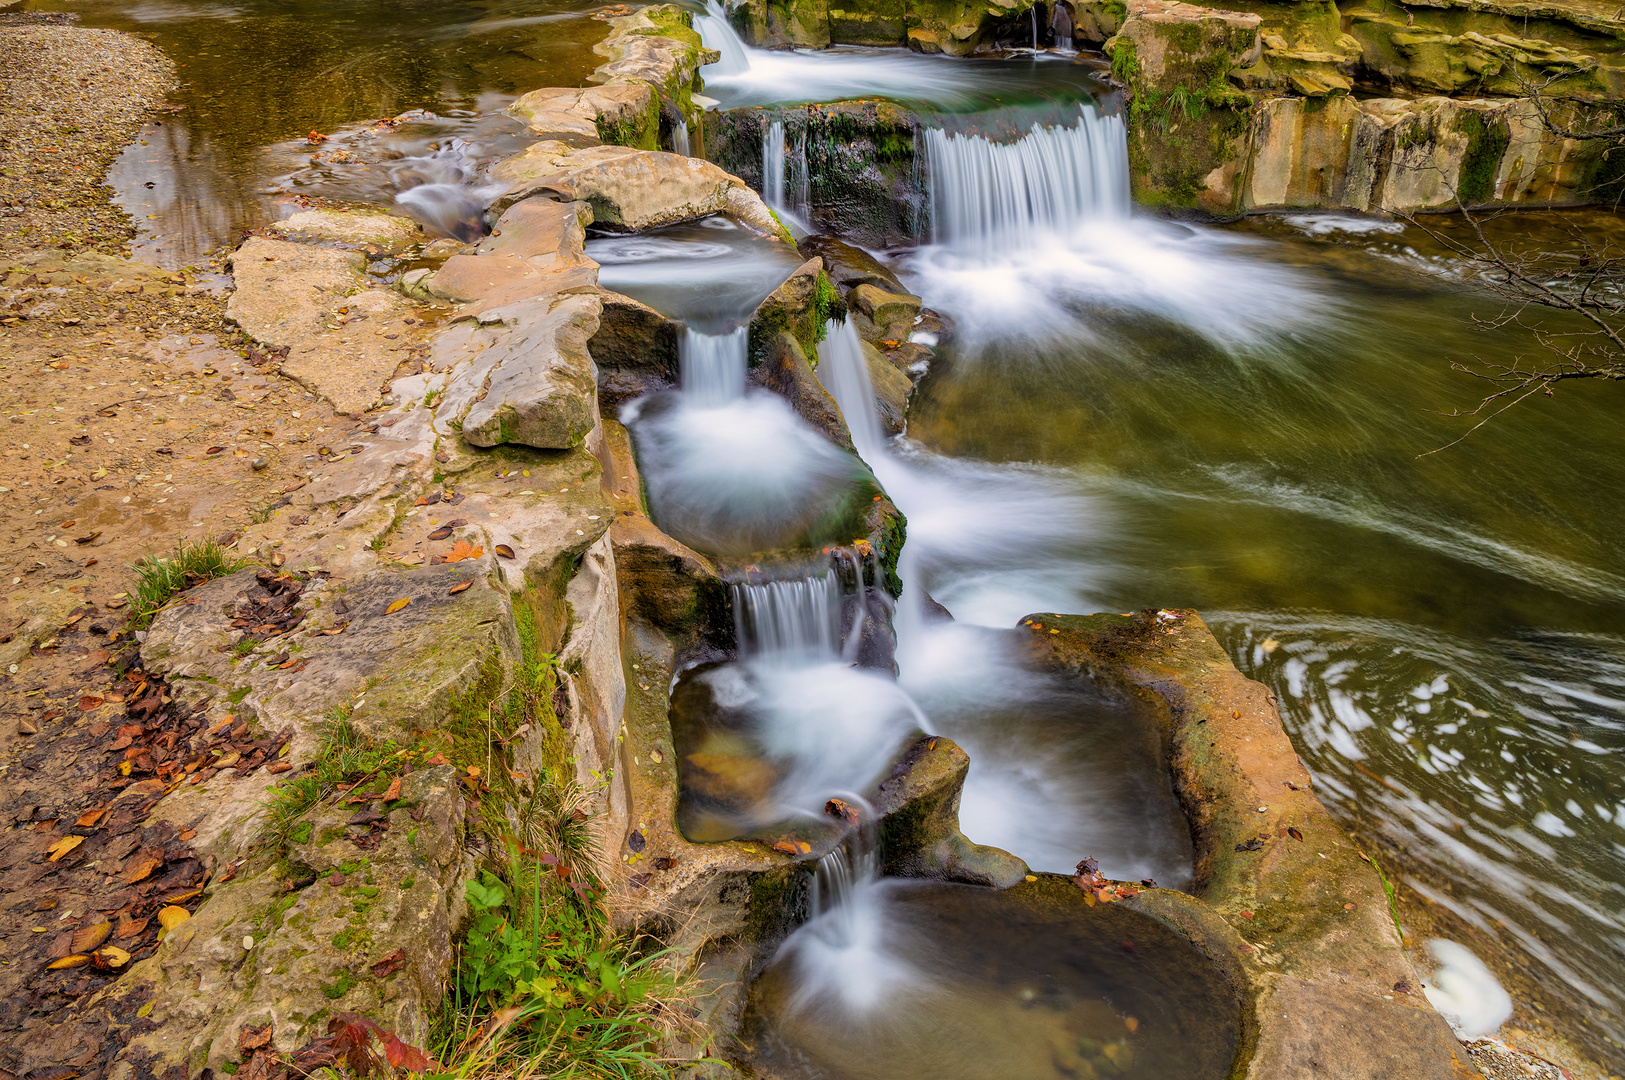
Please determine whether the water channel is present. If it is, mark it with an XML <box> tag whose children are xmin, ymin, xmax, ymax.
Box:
<box><xmin>32</xmin><ymin>0</ymin><xmax>1625</xmax><ymax>1069</ymax></box>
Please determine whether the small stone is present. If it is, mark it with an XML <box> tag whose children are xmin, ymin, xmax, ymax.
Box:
<box><xmin>251</xmin><ymin>457</ymin><xmax>267</xmax><ymax>470</ymax></box>
<box><xmin>242</xmin><ymin>935</ymin><xmax>255</xmax><ymax>950</ymax></box>
<box><xmin>17</xmin><ymin>717</ymin><xmax>38</xmax><ymax>735</ymax></box>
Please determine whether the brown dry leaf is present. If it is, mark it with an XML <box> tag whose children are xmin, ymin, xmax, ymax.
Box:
<box><xmin>157</xmin><ymin>906</ymin><xmax>191</xmax><ymax>933</ymax></box>
<box><xmin>494</xmin><ymin>544</ymin><xmax>515</xmax><ymax>560</ymax></box>
<box><xmin>75</xmin><ymin>806</ymin><xmax>108</xmax><ymax>828</ymax></box>
<box><xmin>772</xmin><ymin>840</ymin><xmax>799</xmax><ymax>856</ymax></box>
<box><xmin>443</xmin><ymin>540</ymin><xmax>484</xmax><ymax>564</ymax></box>
<box><xmin>91</xmin><ymin>945</ymin><xmax>131</xmax><ymax>969</ymax></box>
<box><xmin>47</xmin><ymin>835</ymin><xmax>85</xmax><ymax>862</ymax></box>
<box><xmin>116</xmin><ymin>915</ymin><xmax>149</xmax><ymax>940</ymax></box>
<box><xmin>427</xmin><ymin>525</ymin><xmax>453</xmax><ymax>541</ymax></box>
<box><xmin>240</xmin><ymin>1024</ymin><xmax>273</xmax><ymax>1052</ymax></box>
<box><xmin>447</xmin><ymin>580</ymin><xmax>472</xmax><ymax>595</ymax></box>
<box><xmin>78</xmin><ymin>695</ymin><xmax>104</xmax><ymax>711</ymax></box>
<box><xmin>70</xmin><ymin>921</ymin><xmax>112</xmax><ymax>954</ymax></box>
<box><xmin>75</xmin><ymin>531</ymin><xmax>101</xmax><ymax>545</ymax></box>
<box><xmin>381</xmin><ymin>777</ymin><xmax>401</xmax><ymax>802</ymax></box>
<box><xmin>47</xmin><ymin>954</ymin><xmax>91</xmax><ymax>970</ymax></box>
<box><xmin>319</xmin><ymin>623</ymin><xmax>347</xmax><ymax>635</ymax></box>
<box><xmin>370</xmin><ymin>948</ymin><xmax>407</xmax><ymax>978</ymax></box>
<box><xmin>121</xmin><ymin>853</ymin><xmax>164</xmax><ymax>884</ymax></box>
<box><xmin>385</xmin><ymin>598</ymin><xmax>411</xmax><ymax>615</ymax></box>
<box><xmin>160</xmin><ymin>886</ymin><xmax>205</xmax><ymax>904</ymax></box>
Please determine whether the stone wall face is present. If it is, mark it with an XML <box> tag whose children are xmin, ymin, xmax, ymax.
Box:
<box><xmin>737</xmin><ymin>0</ymin><xmax>1039</xmax><ymax>54</ymax></box>
<box><xmin>1099</xmin><ymin>0</ymin><xmax>1625</xmax><ymax>214</ymax></box>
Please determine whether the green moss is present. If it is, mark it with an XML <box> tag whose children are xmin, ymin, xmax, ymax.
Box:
<box><xmin>288</xmin><ymin>821</ymin><xmax>314</xmax><ymax>845</ymax></box>
<box><xmin>1454</xmin><ymin>109</ymin><xmax>1510</xmax><ymax>205</ymax></box>
<box><xmin>321</xmin><ymin>968</ymin><xmax>358</xmax><ymax>1000</ymax></box>
<box><xmin>400</xmin><ymin>877</ymin><xmax>416</xmax><ymax>890</ymax></box>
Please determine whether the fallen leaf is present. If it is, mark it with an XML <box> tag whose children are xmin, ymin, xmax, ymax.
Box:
<box><xmin>47</xmin><ymin>835</ymin><xmax>85</xmax><ymax>861</ymax></box>
<box><xmin>116</xmin><ymin>915</ymin><xmax>149</xmax><ymax>939</ymax></box>
<box><xmin>47</xmin><ymin>954</ymin><xmax>91</xmax><ymax>970</ymax></box>
<box><xmin>75</xmin><ymin>531</ymin><xmax>101</xmax><ymax>545</ymax></box>
<box><xmin>205</xmin><ymin>446</ymin><xmax>224</xmax><ymax>455</ymax></box>
<box><xmin>772</xmin><ymin>840</ymin><xmax>799</xmax><ymax>856</ymax></box>
<box><xmin>78</xmin><ymin>695</ymin><xmax>104</xmax><ymax>711</ymax></box>
<box><xmin>494</xmin><ymin>544</ymin><xmax>515</xmax><ymax>559</ymax></box>
<box><xmin>121</xmin><ymin>853</ymin><xmax>164</xmax><ymax>884</ymax></box>
<box><xmin>71</xmin><ymin>922</ymin><xmax>112</xmax><ymax>953</ymax></box>
<box><xmin>240</xmin><ymin>1023</ymin><xmax>273</xmax><ymax>1052</ymax></box>
<box><xmin>427</xmin><ymin>525</ymin><xmax>453</xmax><ymax>541</ymax></box>
<box><xmin>447</xmin><ymin>580</ymin><xmax>472</xmax><ymax>595</ymax></box>
<box><xmin>1287</xmin><ymin>827</ymin><xmax>1304</xmax><ymax>842</ymax></box>
<box><xmin>91</xmin><ymin>945</ymin><xmax>131</xmax><ymax>969</ymax></box>
<box><xmin>157</xmin><ymin>906</ymin><xmax>191</xmax><ymax>933</ymax></box>
<box><xmin>383</xmin><ymin>1033</ymin><xmax>435</xmax><ymax>1072</ymax></box>
<box><xmin>319</xmin><ymin>623</ymin><xmax>348</xmax><ymax>635</ymax></box>
<box><xmin>381</xmin><ymin>776</ymin><xmax>401</xmax><ymax>802</ymax></box>
<box><xmin>385</xmin><ymin>598</ymin><xmax>411</xmax><ymax>615</ymax></box>
<box><xmin>75</xmin><ymin>806</ymin><xmax>108</xmax><ymax>828</ymax></box>
<box><xmin>1124</xmin><ymin>1016</ymin><xmax>1140</xmax><ymax>1033</ymax></box>
<box><xmin>270</xmin><ymin>551</ymin><xmax>285</xmax><ymax>568</ymax></box>
<box><xmin>824</xmin><ymin>798</ymin><xmax>859</xmax><ymax>823</ymax></box>
<box><xmin>442</xmin><ymin>540</ymin><xmax>483</xmax><ymax>564</ymax></box>
<box><xmin>370</xmin><ymin>948</ymin><xmax>406</xmax><ymax>978</ymax></box>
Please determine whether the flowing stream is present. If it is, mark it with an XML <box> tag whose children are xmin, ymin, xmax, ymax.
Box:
<box><xmin>34</xmin><ymin>0</ymin><xmax>1625</xmax><ymax>1067</ymax></box>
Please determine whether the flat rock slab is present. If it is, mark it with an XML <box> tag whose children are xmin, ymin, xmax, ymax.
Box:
<box><xmin>506</xmin><ymin>84</ymin><xmax>654</xmax><ymax>147</ymax></box>
<box><xmin>437</xmin><ymin>292</ymin><xmax>601</xmax><ymax>450</ymax></box>
<box><xmin>269</xmin><ymin>208</ymin><xmax>428</xmax><ymax>252</ymax></box>
<box><xmin>227</xmin><ymin>236</ymin><xmax>426</xmax><ymax>414</ymax></box>
<box><xmin>493</xmin><ymin>141</ymin><xmax>781</xmax><ymax>236</ymax></box>
<box><xmin>142</xmin><ymin>564</ymin><xmax>518</xmax><ymax>744</ymax></box>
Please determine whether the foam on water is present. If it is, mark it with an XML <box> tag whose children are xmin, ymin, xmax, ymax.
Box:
<box><xmin>1423</xmin><ymin>940</ymin><xmax>1515</xmax><ymax>1037</ymax></box>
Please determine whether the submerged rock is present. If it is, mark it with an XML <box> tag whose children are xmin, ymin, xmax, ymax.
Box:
<box><xmin>267</xmin><ymin>207</ymin><xmax>427</xmax><ymax>252</ymax></box>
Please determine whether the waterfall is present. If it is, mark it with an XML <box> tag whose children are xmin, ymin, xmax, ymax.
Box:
<box><xmin>695</xmin><ymin>0</ymin><xmax>749</xmax><ymax>76</ymax></box>
<box><xmin>733</xmin><ymin>573</ymin><xmax>844</xmax><ymax>659</ymax></box>
<box><xmin>817</xmin><ymin>319</ymin><xmax>885</xmax><ymax>460</ymax></box>
<box><xmin>762</xmin><ymin>118</ymin><xmax>787</xmax><ymax>210</ymax></box>
<box><xmin>792</xmin><ymin>130</ymin><xmax>810</xmax><ymax>218</ymax></box>
<box><xmin>673</xmin><ymin>119</ymin><xmax>690</xmax><ymax>157</ymax></box>
<box><xmin>924</xmin><ymin>104</ymin><xmax>1130</xmax><ymax>253</ymax></box>
<box><xmin>390</xmin><ymin>137</ymin><xmax>504</xmax><ymax>242</ymax></box>
<box><xmin>680</xmin><ymin>325</ymin><xmax>749</xmax><ymax>404</ymax></box>
<box><xmin>1030</xmin><ymin>5</ymin><xmax>1038</xmax><ymax>48</ymax></box>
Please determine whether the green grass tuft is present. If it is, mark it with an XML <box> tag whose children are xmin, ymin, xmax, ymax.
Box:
<box><xmin>128</xmin><ymin>537</ymin><xmax>249</xmax><ymax>628</ymax></box>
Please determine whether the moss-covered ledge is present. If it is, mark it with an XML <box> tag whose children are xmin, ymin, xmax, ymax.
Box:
<box><xmin>1019</xmin><ymin>609</ymin><xmax>1483</xmax><ymax>1080</ymax></box>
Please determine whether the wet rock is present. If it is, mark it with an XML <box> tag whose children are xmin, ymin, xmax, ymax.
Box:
<box><xmin>507</xmin><ymin>83</ymin><xmax>657</xmax><ymax>148</ymax></box>
<box><xmin>590</xmin><ymin>4</ymin><xmax>718</xmax><ymax>102</ymax></box>
<box><xmin>750</xmin><ymin>256</ymin><xmax>828</xmax><ymax>362</ymax></box>
<box><xmin>493</xmin><ymin>142</ymin><xmax>782</xmax><ymax>237</ymax></box>
<box><xmin>847</xmin><ymin>284</ymin><xmax>920</xmax><ymax>343</ymax></box>
<box><xmin>590</xmin><ymin>288</ymin><xmax>681</xmax><ymax>409</ymax></box>
<box><xmin>799</xmin><ymin>234</ymin><xmax>907</xmax><ymax>294</ymax></box>
<box><xmin>438</xmin><ymin>291</ymin><xmax>601</xmax><ymax>450</ymax></box>
<box><xmin>268</xmin><ymin>208</ymin><xmax>427</xmax><ymax>252</ymax></box>
<box><xmin>748</xmin><ymin>330</ymin><xmax>853</xmax><ymax>452</ymax></box>
<box><xmin>875</xmin><ymin>735</ymin><xmax>1029</xmax><ymax>888</ymax></box>
<box><xmin>425</xmin><ymin>252</ymin><xmax>598</xmax><ymax>313</ymax></box>
<box><xmin>861</xmin><ymin>338</ymin><xmax>912</xmax><ymax>435</ymax></box>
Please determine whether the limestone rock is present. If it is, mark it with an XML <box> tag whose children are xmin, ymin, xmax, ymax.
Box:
<box><xmin>438</xmin><ymin>292</ymin><xmax>601</xmax><ymax>450</ymax></box>
<box><xmin>268</xmin><ymin>208</ymin><xmax>427</xmax><ymax>251</ymax></box>
<box><xmin>748</xmin><ymin>330</ymin><xmax>854</xmax><ymax>452</ymax></box>
<box><xmin>750</xmin><ymin>256</ymin><xmax>827</xmax><ymax>360</ymax></box>
<box><xmin>493</xmin><ymin>142</ymin><xmax>781</xmax><ymax>236</ymax></box>
<box><xmin>101</xmin><ymin>766</ymin><xmax>472</xmax><ymax>1073</ymax></box>
<box><xmin>590</xmin><ymin>4</ymin><xmax>717</xmax><ymax>98</ymax></box>
<box><xmin>861</xmin><ymin>338</ymin><xmax>912</xmax><ymax>435</ymax></box>
<box><xmin>226</xmin><ymin>236</ymin><xmax>364</xmax><ymax>348</ymax></box>
<box><xmin>590</xmin><ymin>288</ymin><xmax>681</xmax><ymax>409</ymax></box>
<box><xmin>507</xmin><ymin>84</ymin><xmax>656</xmax><ymax>147</ymax></box>
<box><xmin>848</xmin><ymin>283</ymin><xmax>920</xmax><ymax>342</ymax></box>
<box><xmin>875</xmin><ymin>734</ymin><xmax>1029</xmax><ymax>888</ymax></box>
<box><xmin>799</xmin><ymin>234</ymin><xmax>906</xmax><ymax>294</ymax></box>
<box><xmin>226</xmin><ymin>236</ymin><xmax>422</xmax><ymax>414</ymax></box>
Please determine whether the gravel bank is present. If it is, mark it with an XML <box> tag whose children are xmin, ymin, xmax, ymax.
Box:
<box><xmin>0</xmin><ymin>13</ymin><xmax>175</xmax><ymax>258</ymax></box>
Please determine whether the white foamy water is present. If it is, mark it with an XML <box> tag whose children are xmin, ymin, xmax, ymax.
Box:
<box><xmin>1423</xmin><ymin>940</ymin><xmax>1514</xmax><ymax>1037</ymax></box>
<box><xmin>680</xmin><ymin>325</ymin><xmax>749</xmax><ymax>404</ymax></box>
<box><xmin>390</xmin><ymin>137</ymin><xmax>505</xmax><ymax>241</ymax></box>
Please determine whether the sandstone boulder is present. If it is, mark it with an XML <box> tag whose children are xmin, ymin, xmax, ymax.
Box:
<box><xmin>507</xmin><ymin>84</ymin><xmax>656</xmax><ymax>148</ymax></box>
<box><xmin>268</xmin><ymin>207</ymin><xmax>427</xmax><ymax>251</ymax></box>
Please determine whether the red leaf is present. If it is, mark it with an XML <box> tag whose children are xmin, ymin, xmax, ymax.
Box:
<box><xmin>384</xmin><ymin>1033</ymin><xmax>435</xmax><ymax>1072</ymax></box>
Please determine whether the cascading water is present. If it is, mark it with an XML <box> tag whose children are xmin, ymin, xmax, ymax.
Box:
<box><xmin>673</xmin><ymin>118</ymin><xmax>690</xmax><ymax>156</ymax></box>
<box><xmin>694</xmin><ymin>0</ymin><xmax>749</xmax><ymax>77</ymax></box>
<box><xmin>390</xmin><ymin>137</ymin><xmax>505</xmax><ymax>241</ymax></box>
<box><xmin>762</xmin><ymin>118</ymin><xmax>787</xmax><ymax>209</ymax></box>
<box><xmin>680</xmin><ymin>325</ymin><xmax>748</xmax><ymax>404</ymax></box>
<box><xmin>817</xmin><ymin>318</ymin><xmax>886</xmax><ymax>460</ymax></box>
<box><xmin>924</xmin><ymin>105</ymin><xmax>1130</xmax><ymax>252</ymax></box>
<box><xmin>733</xmin><ymin>573</ymin><xmax>845</xmax><ymax>659</ymax></box>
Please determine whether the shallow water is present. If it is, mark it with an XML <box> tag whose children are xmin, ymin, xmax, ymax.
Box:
<box><xmin>901</xmin><ymin>209</ymin><xmax>1625</xmax><ymax>1055</ymax></box>
<box><xmin>32</xmin><ymin>0</ymin><xmax>613</xmax><ymax>263</ymax></box>
<box><xmin>746</xmin><ymin>879</ymin><xmax>1240</xmax><ymax>1080</ymax></box>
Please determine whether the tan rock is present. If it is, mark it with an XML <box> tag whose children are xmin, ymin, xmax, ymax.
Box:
<box><xmin>848</xmin><ymin>283</ymin><xmax>921</xmax><ymax>342</ymax></box>
<box><xmin>494</xmin><ymin>142</ymin><xmax>781</xmax><ymax>236</ymax></box>
<box><xmin>268</xmin><ymin>207</ymin><xmax>427</xmax><ymax>252</ymax></box>
<box><xmin>506</xmin><ymin>83</ymin><xmax>655</xmax><ymax>147</ymax></box>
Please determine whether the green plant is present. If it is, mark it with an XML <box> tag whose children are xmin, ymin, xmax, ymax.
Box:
<box><xmin>128</xmin><ymin>537</ymin><xmax>249</xmax><ymax>628</ymax></box>
<box><xmin>260</xmin><ymin>709</ymin><xmax>410</xmax><ymax>850</ymax></box>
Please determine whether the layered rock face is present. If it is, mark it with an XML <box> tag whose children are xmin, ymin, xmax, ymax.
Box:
<box><xmin>734</xmin><ymin>0</ymin><xmax>1039</xmax><ymax>54</ymax></box>
<box><xmin>1094</xmin><ymin>0</ymin><xmax>1625</xmax><ymax>212</ymax></box>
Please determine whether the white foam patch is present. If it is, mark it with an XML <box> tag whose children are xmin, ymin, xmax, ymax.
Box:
<box><xmin>1422</xmin><ymin>939</ymin><xmax>1513</xmax><ymax>1037</ymax></box>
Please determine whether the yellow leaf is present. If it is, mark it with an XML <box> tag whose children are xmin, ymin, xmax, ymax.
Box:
<box><xmin>48</xmin><ymin>954</ymin><xmax>91</xmax><ymax>970</ymax></box>
<box><xmin>465</xmin><ymin>765</ymin><xmax>481</xmax><ymax>779</ymax></box>
<box><xmin>92</xmin><ymin>467</ymin><xmax>109</xmax><ymax>480</ymax></box>
<box><xmin>119</xmin><ymin>759</ymin><xmax>133</xmax><ymax>776</ymax></box>
<box><xmin>157</xmin><ymin>906</ymin><xmax>190</xmax><ymax>933</ymax></box>
<box><xmin>72</xmin><ymin>921</ymin><xmax>112</xmax><ymax>953</ymax></box>
<box><xmin>47</xmin><ymin>835</ymin><xmax>85</xmax><ymax>861</ymax></box>
<box><xmin>93</xmin><ymin>945</ymin><xmax>132</xmax><ymax>969</ymax></box>
<box><xmin>386</xmin><ymin>598</ymin><xmax>411</xmax><ymax>615</ymax></box>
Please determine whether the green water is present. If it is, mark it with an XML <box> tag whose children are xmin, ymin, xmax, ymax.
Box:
<box><xmin>31</xmin><ymin>0</ymin><xmax>612</xmax><ymax>262</ymax></box>
<box><xmin>903</xmin><ymin>210</ymin><xmax>1625</xmax><ymax>1065</ymax></box>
